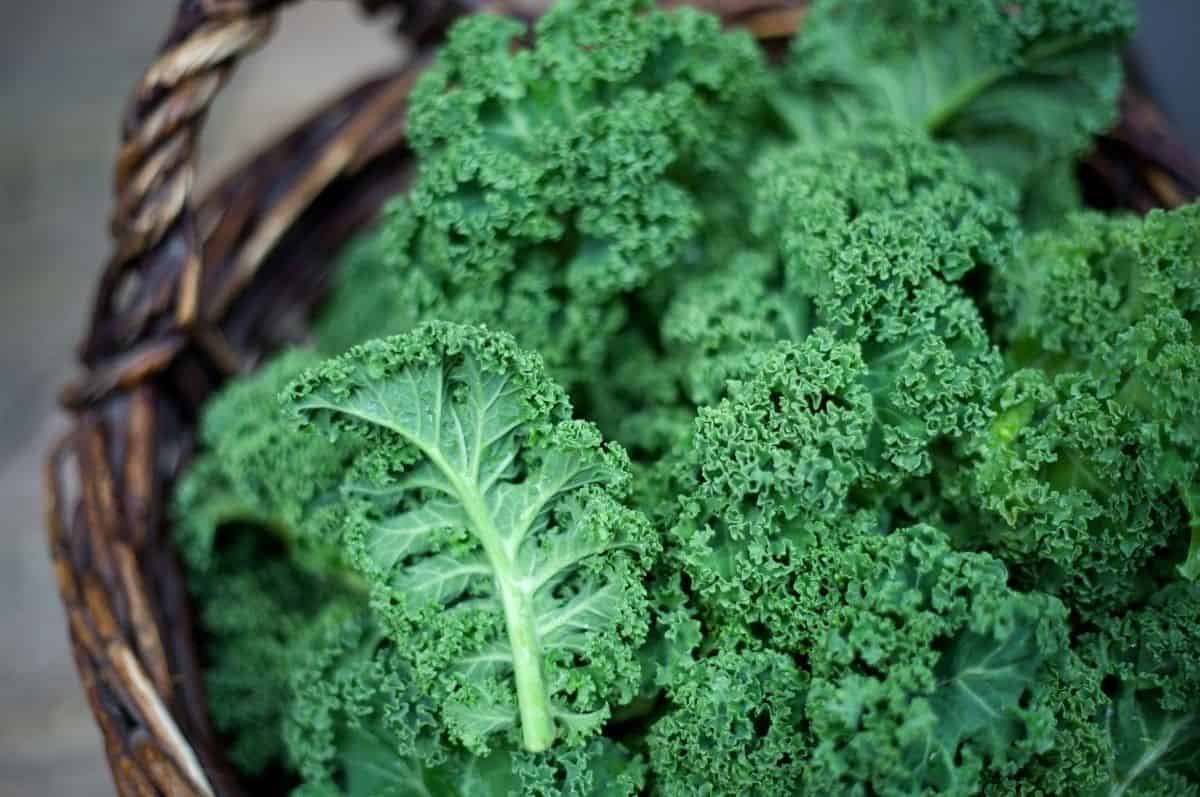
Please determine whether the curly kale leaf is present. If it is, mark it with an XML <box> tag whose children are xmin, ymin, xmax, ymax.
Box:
<box><xmin>186</xmin><ymin>533</ymin><xmax>350</xmax><ymax>776</ymax></box>
<box><xmin>285</xmin><ymin>609</ymin><xmax>448</xmax><ymax>796</ymax></box>
<box><xmin>1091</xmin><ymin>584</ymin><xmax>1200</xmax><ymax>795</ymax></box>
<box><xmin>315</xmin><ymin>0</ymin><xmax>767</xmax><ymax>404</ymax></box>
<box><xmin>989</xmin><ymin>206</ymin><xmax>1200</xmax><ymax>367</ymax></box>
<box><xmin>654</xmin><ymin>522</ymin><xmax>1069</xmax><ymax>796</ymax></box>
<box><xmin>754</xmin><ymin>123</ymin><xmax>1019</xmax><ymax>286</ymax></box>
<box><xmin>647</xmin><ymin>649</ymin><xmax>808</xmax><ymax>796</ymax></box>
<box><xmin>286</xmin><ymin>609</ymin><xmax>647</xmax><ymax>797</ymax></box>
<box><xmin>797</xmin><ymin>525</ymin><xmax>1067</xmax><ymax>794</ymax></box>
<box><xmin>1007</xmin><ymin>584</ymin><xmax>1200</xmax><ymax>796</ymax></box>
<box><xmin>173</xmin><ymin>350</ymin><xmax>363</xmax><ymax>575</ymax></box>
<box><xmin>664</xmin><ymin>293</ymin><xmax>1004</xmax><ymax>640</ymax></box>
<box><xmin>172</xmin><ymin>352</ymin><xmax>368</xmax><ymax>774</ymax></box>
<box><xmin>672</xmin><ymin>333</ymin><xmax>876</xmax><ymax>573</ymax></box>
<box><xmin>968</xmin><ymin>368</ymin><xmax>1191</xmax><ymax>613</ymax></box>
<box><xmin>285</xmin><ymin>322</ymin><xmax>659</xmax><ymax>754</ymax></box>
<box><xmin>972</xmin><ymin>205</ymin><xmax>1200</xmax><ymax>606</ymax></box>
<box><xmin>453</xmin><ymin>739</ymin><xmax>646</xmax><ymax>797</ymax></box>
<box><xmin>665</xmin><ymin>125</ymin><xmax>1011</xmax><ymax>418</ymax></box>
<box><xmin>656</xmin><ymin>131</ymin><xmax>1010</xmax><ymax>555</ymax></box>
<box><xmin>774</xmin><ymin>0</ymin><xmax>1133</xmax><ymax>198</ymax></box>
<box><xmin>665</xmin><ymin>299</ymin><xmax>1077</xmax><ymax>792</ymax></box>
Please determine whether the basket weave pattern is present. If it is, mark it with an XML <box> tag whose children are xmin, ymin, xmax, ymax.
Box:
<box><xmin>44</xmin><ymin>1</ymin><xmax>1200</xmax><ymax>795</ymax></box>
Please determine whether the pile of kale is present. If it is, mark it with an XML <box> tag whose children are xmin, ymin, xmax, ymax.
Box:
<box><xmin>175</xmin><ymin>1</ymin><xmax>1200</xmax><ymax>794</ymax></box>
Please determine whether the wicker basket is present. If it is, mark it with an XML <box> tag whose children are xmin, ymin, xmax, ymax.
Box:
<box><xmin>44</xmin><ymin>1</ymin><xmax>1200</xmax><ymax>795</ymax></box>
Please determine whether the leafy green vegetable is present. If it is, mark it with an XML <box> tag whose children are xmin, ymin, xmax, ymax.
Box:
<box><xmin>169</xmin><ymin>0</ymin><xmax>1200</xmax><ymax>794</ymax></box>
<box><xmin>970</xmin><ymin>205</ymin><xmax>1200</xmax><ymax>611</ymax></box>
<box><xmin>286</xmin><ymin>610</ymin><xmax>647</xmax><ymax>797</ymax></box>
<box><xmin>174</xmin><ymin>352</ymin><xmax>366</xmax><ymax>773</ymax></box>
<box><xmin>647</xmin><ymin>649</ymin><xmax>807</xmax><ymax>796</ymax></box>
<box><xmin>285</xmin><ymin>322</ymin><xmax>659</xmax><ymax>755</ymax></box>
<box><xmin>1091</xmin><ymin>584</ymin><xmax>1200</xmax><ymax>795</ymax></box>
<box><xmin>803</xmin><ymin>526</ymin><xmax>1066</xmax><ymax>794</ymax></box>
<box><xmin>315</xmin><ymin>0</ymin><xmax>767</xmax><ymax>405</ymax></box>
<box><xmin>284</xmin><ymin>609</ymin><xmax>444</xmax><ymax>794</ymax></box>
<box><xmin>190</xmin><ymin>534</ymin><xmax>347</xmax><ymax>775</ymax></box>
<box><xmin>774</xmin><ymin>0</ymin><xmax>1133</xmax><ymax>205</ymax></box>
<box><xmin>174</xmin><ymin>350</ymin><xmax>362</xmax><ymax>576</ymax></box>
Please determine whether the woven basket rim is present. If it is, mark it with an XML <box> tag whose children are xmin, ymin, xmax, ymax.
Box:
<box><xmin>45</xmin><ymin>2</ymin><xmax>1200</xmax><ymax>795</ymax></box>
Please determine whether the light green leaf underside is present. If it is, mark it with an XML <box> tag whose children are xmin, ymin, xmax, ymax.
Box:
<box><xmin>294</xmin><ymin>345</ymin><xmax>640</xmax><ymax>752</ymax></box>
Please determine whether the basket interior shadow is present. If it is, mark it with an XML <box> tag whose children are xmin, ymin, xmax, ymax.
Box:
<box><xmin>44</xmin><ymin>1</ymin><xmax>1200</xmax><ymax>795</ymax></box>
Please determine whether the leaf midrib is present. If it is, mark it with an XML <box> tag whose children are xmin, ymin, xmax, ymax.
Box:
<box><xmin>1110</xmin><ymin>714</ymin><xmax>1191</xmax><ymax>797</ymax></box>
<box><xmin>297</xmin><ymin>389</ymin><xmax>557</xmax><ymax>751</ymax></box>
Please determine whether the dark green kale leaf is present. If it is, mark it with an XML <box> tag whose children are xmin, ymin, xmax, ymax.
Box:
<box><xmin>774</xmin><ymin>0</ymin><xmax>1133</xmax><ymax>205</ymax></box>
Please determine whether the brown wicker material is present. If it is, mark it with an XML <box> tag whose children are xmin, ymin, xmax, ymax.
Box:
<box><xmin>44</xmin><ymin>1</ymin><xmax>1200</xmax><ymax>795</ymax></box>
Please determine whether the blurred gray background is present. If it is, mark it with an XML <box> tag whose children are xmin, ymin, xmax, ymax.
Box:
<box><xmin>0</xmin><ymin>1</ymin><xmax>1196</xmax><ymax>794</ymax></box>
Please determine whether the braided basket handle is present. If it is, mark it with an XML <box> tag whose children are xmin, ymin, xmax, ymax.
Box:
<box><xmin>68</xmin><ymin>0</ymin><xmax>524</xmax><ymax>409</ymax></box>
